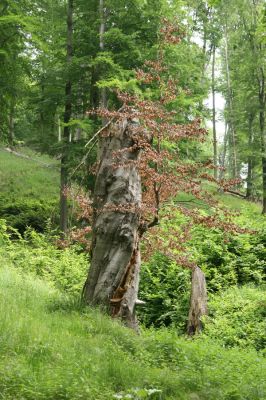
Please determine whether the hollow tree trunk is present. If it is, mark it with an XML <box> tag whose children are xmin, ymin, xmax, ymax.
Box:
<box><xmin>187</xmin><ymin>266</ymin><xmax>208</xmax><ymax>335</ymax></box>
<box><xmin>82</xmin><ymin>117</ymin><xmax>142</xmax><ymax>330</ymax></box>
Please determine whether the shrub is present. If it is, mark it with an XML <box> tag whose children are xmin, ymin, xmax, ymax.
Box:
<box><xmin>202</xmin><ymin>285</ymin><xmax>266</xmax><ymax>350</ymax></box>
<box><xmin>139</xmin><ymin>227</ymin><xmax>265</xmax><ymax>340</ymax></box>
<box><xmin>139</xmin><ymin>252</ymin><xmax>191</xmax><ymax>330</ymax></box>
<box><xmin>0</xmin><ymin>199</ymin><xmax>58</xmax><ymax>234</ymax></box>
<box><xmin>0</xmin><ymin>223</ymin><xmax>88</xmax><ymax>296</ymax></box>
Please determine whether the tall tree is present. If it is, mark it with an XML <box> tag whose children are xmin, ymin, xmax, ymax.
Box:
<box><xmin>60</xmin><ymin>0</ymin><xmax>74</xmax><ymax>234</ymax></box>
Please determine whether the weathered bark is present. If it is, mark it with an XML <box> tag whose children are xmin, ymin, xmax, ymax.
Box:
<box><xmin>59</xmin><ymin>0</ymin><xmax>73</xmax><ymax>236</ymax></box>
<box><xmin>187</xmin><ymin>266</ymin><xmax>208</xmax><ymax>335</ymax></box>
<box><xmin>212</xmin><ymin>44</ymin><xmax>218</xmax><ymax>179</ymax></box>
<box><xmin>82</xmin><ymin>117</ymin><xmax>142</xmax><ymax>330</ymax></box>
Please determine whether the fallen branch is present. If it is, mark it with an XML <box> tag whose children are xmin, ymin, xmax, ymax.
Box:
<box><xmin>224</xmin><ymin>189</ymin><xmax>246</xmax><ymax>198</ymax></box>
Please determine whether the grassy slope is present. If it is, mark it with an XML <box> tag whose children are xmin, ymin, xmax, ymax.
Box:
<box><xmin>0</xmin><ymin>148</ymin><xmax>265</xmax><ymax>399</ymax></box>
<box><xmin>0</xmin><ymin>147</ymin><xmax>59</xmax><ymax>203</ymax></box>
<box><xmin>0</xmin><ymin>145</ymin><xmax>264</xmax><ymax>225</ymax></box>
<box><xmin>0</xmin><ymin>260</ymin><xmax>265</xmax><ymax>400</ymax></box>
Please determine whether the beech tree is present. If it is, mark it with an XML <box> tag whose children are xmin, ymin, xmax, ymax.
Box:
<box><xmin>80</xmin><ymin>21</ymin><xmax>240</xmax><ymax>330</ymax></box>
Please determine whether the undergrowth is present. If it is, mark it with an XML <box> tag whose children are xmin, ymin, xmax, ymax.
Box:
<box><xmin>0</xmin><ymin>263</ymin><xmax>265</xmax><ymax>400</ymax></box>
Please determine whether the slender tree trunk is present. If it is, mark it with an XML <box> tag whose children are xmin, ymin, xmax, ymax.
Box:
<box><xmin>75</xmin><ymin>88</ymin><xmax>83</xmax><ymax>141</ymax></box>
<box><xmin>259</xmin><ymin>84</ymin><xmax>266</xmax><ymax>214</ymax></box>
<box><xmin>99</xmin><ymin>0</ymin><xmax>107</xmax><ymax>123</ymax></box>
<box><xmin>59</xmin><ymin>0</ymin><xmax>73</xmax><ymax>235</ymax></box>
<box><xmin>8</xmin><ymin>100</ymin><xmax>15</xmax><ymax>147</ymax></box>
<box><xmin>246</xmin><ymin>115</ymin><xmax>254</xmax><ymax>199</ymax></box>
<box><xmin>58</xmin><ymin>116</ymin><xmax>62</xmax><ymax>142</ymax></box>
<box><xmin>187</xmin><ymin>266</ymin><xmax>208</xmax><ymax>335</ymax></box>
<box><xmin>82</xmin><ymin>117</ymin><xmax>142</xmax><ymax>330</ymax></box>
<box><xmin>219</xmin><ymin>122</ymin><xmax>228</xmax><ymax>181</ymax></box>
<box><xmin>212</xmin><ymin>44</ymin><xmax>218</xmax><ymax>179</ymax></box>
<box><xmin>224</xmin><ymin>25</ymin><xmax>237</xmax><ymax>180</ymax></box>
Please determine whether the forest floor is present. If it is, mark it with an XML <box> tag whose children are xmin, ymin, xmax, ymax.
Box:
<box><xmin>0</xmin><ymin>147</ymin><xmax>265</xmax><ymax>400</ymax></box>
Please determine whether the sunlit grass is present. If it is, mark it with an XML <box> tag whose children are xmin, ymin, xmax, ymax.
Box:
<box><xmin>0</xmin><ymin>147</ymin><xmax>59</xmax><ymax>202</ymax></box>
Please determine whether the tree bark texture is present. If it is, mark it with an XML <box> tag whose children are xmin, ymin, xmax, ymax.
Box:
<box><xmin>187</xmin><ymin>266</ymin><xmax>208</xmax><ymax>335</ymax></box>
<box><xmin>82</xmin><ymin>117</ymin><xmax>142</xmax><ymax>330</ymax></box>
<box><xmin>59</xmin><ymin>0</ymin><xmax>73</xmax><ymax>235</ymax></box>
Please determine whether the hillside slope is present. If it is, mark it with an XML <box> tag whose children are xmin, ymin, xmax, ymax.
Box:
<box><xmin>0</xmin><ymin>260</ymin><xmax>265</xmax><ymax>400</ymax></box>
<box><xmin>0</xmin><ymin>146</ymin><xmax>265</xmax><ymax>399</ymax></box>
<box><xmin>0</xmin><ymin>147</ymin><xmax>59</xmax><ymax>232</ymax></box>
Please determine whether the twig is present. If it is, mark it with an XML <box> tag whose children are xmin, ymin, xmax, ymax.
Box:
<box><xmin>69</xmin><ymin>139</ymin><xmax>97</xmax><ymax>180</ymax></box>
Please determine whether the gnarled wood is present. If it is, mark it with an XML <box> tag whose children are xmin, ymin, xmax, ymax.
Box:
<box><xmin>82</xmin><ymin>117</ymin><xmax>142</xmax><ymax>330</ymax></box>
<box><xmin>187</xmin><ymin>266</ymin><xmax>208</xmax><ymax>335</ymax></box>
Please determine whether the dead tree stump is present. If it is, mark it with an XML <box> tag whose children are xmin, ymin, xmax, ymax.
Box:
<box><xmin>187</xmin><ymin>266</ymin><xmax>208</xmax><ymax>335</ymax></box>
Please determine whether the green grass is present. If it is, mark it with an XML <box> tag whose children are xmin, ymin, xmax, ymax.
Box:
<box><xmin>0</xmin><ymin>147</ymin><xmax>59</xmax><ymax>203</ymax></box>
<box><xmin>0</xmin><ymin>258</ymin><xmax>265</xmax><ymax>400</ymax></box>
<box><xmin>0</xmin><ymin>147</ymin><xmax>60</xmax><ymax>232</ymax></box>
<box><xmin>0</xmin><ymin>147</ymin><xmax>265</xmax><ymax>399</ymax></box>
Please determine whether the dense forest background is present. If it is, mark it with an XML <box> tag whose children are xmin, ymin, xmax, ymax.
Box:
<box><xmin>0</xmin><ymin>0</ymin><xmax>265</xmax><ymax>399</ymax></box>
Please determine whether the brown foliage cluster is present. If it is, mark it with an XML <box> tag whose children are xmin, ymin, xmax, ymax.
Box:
<box><xmin>65</xmin><ymin>20</ymin><xmax>246</xmax><ymax>267</ymax></box>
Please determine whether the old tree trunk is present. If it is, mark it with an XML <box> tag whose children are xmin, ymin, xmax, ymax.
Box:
<box><xmin>187</xmin><ymin>266</ymin><xmax>208</xmax><ymax>335</ymax></box>
<box><xmin>82</xmin><ymin>117</ymin><xmax>142</xmax><ymax>330</ymax></box>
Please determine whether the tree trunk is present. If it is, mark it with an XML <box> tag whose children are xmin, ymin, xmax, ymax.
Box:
<box><xmin>224</xmin><ymin>25</ymin><xmax>238</xmax><ymax>180</ymax></box>
<box><xmin>187</xmin><ymin>266</ymin><xmax>208</xmax><ymax>335</ymax></box>
<box><xmin>212</xmin><ymin>44</ymin><xmax>218</xmax><ymax>179</ymax></box>
<box><xmin>219</xmin><ymin>122</ymin><xmax>228</xmax><ymax>181</ymax></box>
<box><xmin>99</xmin><ymin>0</ymin><xmax>108</xmax><ymax>123</ymax></box>
<box><xmin>259</xmin><ymin>94</ymin><xmax>266</xmax><ymax>213</ymax></box>
<box><xmin>246</xmin><ymin>114</ymin><xmax>254</xmax><ymax>199</ymax></box>
<box><xmin>82</xmin><ymin>117</ymin><xmax>142</xmax><ymax>330</ymax></box>
<box><xmin>8</xmin><ymin>101</ymin><xmax>15</xmax><ymax>148</ymax></box>
<box><xmin>59</xmin><ymin>0</ymin><xmax>73</xmax><ymax>235</ymax></box>
<box><xmin>58</xmin><ymin>116</ymin><xmax>62</xmax><ymax>142</ymax></box>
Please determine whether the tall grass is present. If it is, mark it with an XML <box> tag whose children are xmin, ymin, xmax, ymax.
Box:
<box><xmin>0</xmin><ymin>263</ymin><xmax>265</xmax><ymax>400</ymax></box>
